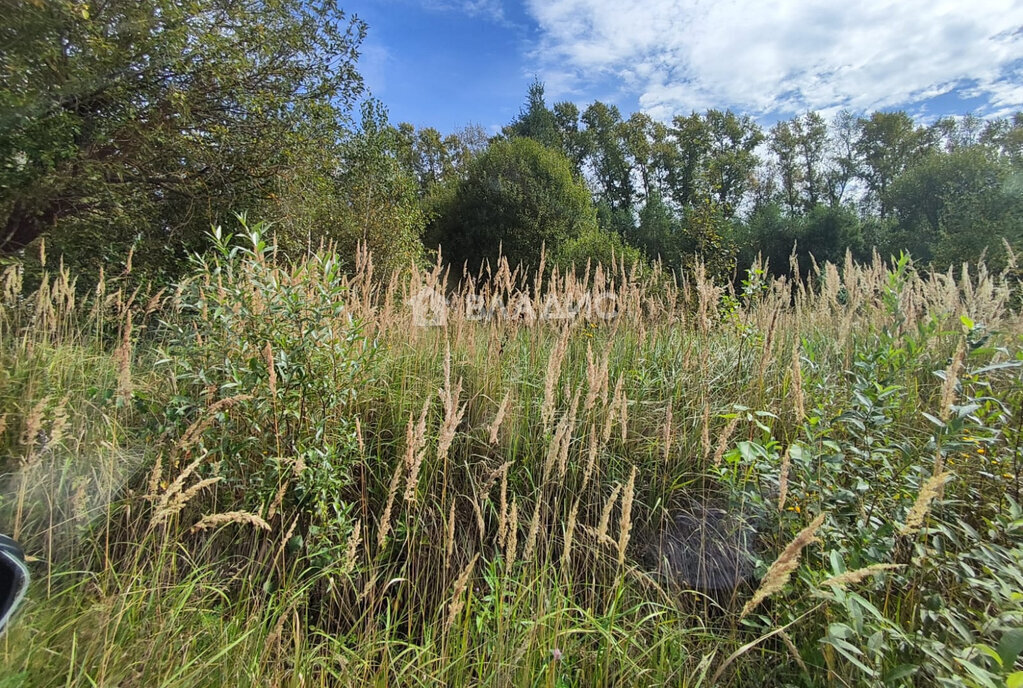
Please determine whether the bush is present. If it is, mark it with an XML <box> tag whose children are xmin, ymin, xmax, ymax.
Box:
<box><xmin>154</xmin><ymin>219</ymin><xmax>373</xmax><ymax>558</ymax></box>
<box><xmin>427</xmin><ymin>137</ymin><xmax>597</xmax><ymax>273</ymax></box>
<box><xmin>555</xmin><ymin>227</ymin><xmax>645</xmax><ymax>275</ymax></box>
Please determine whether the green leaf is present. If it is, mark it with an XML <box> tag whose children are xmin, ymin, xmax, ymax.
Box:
<box><xmin>998</xmin><ymin>629</ymin><xmax>1023</xmax><ymax>669</ymax></box>
<box><xmin>1007</xmin><ymin>672</ymin><xmax>1023</xmax><ymax>688</ymax></box>
<box><xmin>961</xmin><ymin>315</ymin><xmax>975</xmax><ymax>331</ymax></box>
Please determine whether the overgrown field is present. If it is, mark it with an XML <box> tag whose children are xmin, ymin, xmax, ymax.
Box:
<box><xmin>1</xmin><ymin>229</ymin><xmax>1022</xmax><ymax>686</ymax></box>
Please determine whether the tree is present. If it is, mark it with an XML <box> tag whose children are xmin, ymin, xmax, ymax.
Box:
<box><xmin>553</xmin><ymin>101</ymin><xmax>588</xmax><ymax>176</ymax></box>
<box><xmin>327</xmin><ymin>101</ymin><xmax>425</xmax><ymax>273</ymax></box>
<box><xmin>825</xmin><ymin>110</ymin><xmax>860</xmax><ymax>207</ymax></box>
<box><xmin>0</xmin><ymin>0</ymin><xmax>366</xmax><ymax>275</ymax></box>
<box><xmin>770</xmin><ymin>112</ymin><xmax>829</xmax><ymax>213</ymax></box>
<box><xmin>703</xmin><ymin>110</ymin><xmax>764</xmax><ymax>217</ymax></box>
<box><xmin>504</xmin><ymin>80</ymin><xmax>561</xmax><ymax>151</ymax></box>
<box><xmin>770</xmin><ymin>119</ymin><xmax>802</xmax><ymax>214</ymax></box>
<box><xmin>888</xmin><ymin>146</ymin><xmax>1023</xmax><ymax>268</ymax></box>
<box><xmin>665</xmin><ymin>113</ymin><xmax>710</xmax><ymax>211</ymax></box>
<box><xmin>980</xmin><ymin>113</ymin><xmax>1023</xmax><ymax>168</ymax></box>
<box><xmin>855</xmin><ymin>111</ymin><xmax>932</xmax><ymax>219</ymax></box>
<box><xmin>427</xmin><ymin>137</ymin><xmax>597</xmax><ymax>272</ymax></box>
<box><xmin>581</xmin><ymin>101</ymin><xmax>634</xmax><ymax>213</ymax></box>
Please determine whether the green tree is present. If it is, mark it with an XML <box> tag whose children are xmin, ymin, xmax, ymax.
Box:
<box><xmin>0</xmin><ymin>0</ymin><xmax>366</xmax><ymax>276</ymax></box>
<box><xmin>581</xmin><ymin>101</ymin><xmax>634</xmax><ymax>213</ymax></box>
<box><xmin>888</xmin><ymin>146</ymin><xmax>1023</xmax><ymax>268</ymax></box>
<box><xmin>704</xmin><ymin>110</ymin><xmax>764</xmax><ymax>217</ymax></box>
<box><xmin>504</xmin><ymin>80</ymin><xmax>561</xmax><ymax>151</ymax></box>
<box><xmin>556</xmin><ymin>226</ymin><xmax>645</xmax><ymax>274</ymax></box>
<box><xmin>665</xmin><ymin>112</ymin><xmax>710</xmax><ymax>211</ymax></box>
<box><xmin>855</xmin><ymin>111</ymin><xmax>932</xmax><ymax>219</ymax></box>
<box><xmin>427</xmin><ymin>137</ymin><xmax>597</xmax><ymax>272</ymax></box>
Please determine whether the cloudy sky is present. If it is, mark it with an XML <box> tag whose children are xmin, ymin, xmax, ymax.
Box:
<box><xmin>348</xmin><ymin>0</ymin><xmax>1023</xmax><ymax>132</ymax></box>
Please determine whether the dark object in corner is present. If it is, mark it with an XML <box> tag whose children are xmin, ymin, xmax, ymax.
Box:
<box><xmin>0</xmin><ymin>534</ymin><xmax>29</xmax><ymax>634</ymax></box>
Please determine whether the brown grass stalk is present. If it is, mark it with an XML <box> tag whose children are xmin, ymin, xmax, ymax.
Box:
<box><xmin>741</xmin><ymin>511</ymin><xmax>827</xmax><ymax>618</ymax></box>
<box><xmin>190</xmin><ymin>511</ymin><xmax>271</xmax><ymax>533</ymax></box>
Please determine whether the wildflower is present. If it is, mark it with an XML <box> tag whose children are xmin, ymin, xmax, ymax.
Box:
<box><xmin>551</xmin><ymin>648</ymin><xmax>563</xmax><ymax>662</ymax></box>
<box><xmin>976</xmin><ymin>447</ymin><xmax>986</xmax><ymax>455</ymax></box>
<box><xmin>1003</xmin><ymin>473</ymin><xmax>1014</xmax><ymax>479</ymax></box>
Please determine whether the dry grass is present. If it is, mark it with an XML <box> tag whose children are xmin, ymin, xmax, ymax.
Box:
<box><xmin>1</xmin><ymin>241</ymin><xmax>1020</xmax><ymax>687</ymax></box>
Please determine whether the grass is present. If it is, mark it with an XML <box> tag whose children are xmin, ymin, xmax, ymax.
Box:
<box><xmin>1</xmin><ymin>229</ymin><xmax>1022</xmax><ymax>686</ymax></box>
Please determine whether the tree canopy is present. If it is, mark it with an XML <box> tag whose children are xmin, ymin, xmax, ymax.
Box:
<box><xmin>1</xmin><ymin>0</ymin><xmax>366</xmax><ymax>276</ymax></box>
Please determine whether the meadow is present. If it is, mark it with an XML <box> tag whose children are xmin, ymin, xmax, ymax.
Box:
<box><xmin>1</xmin><ymin>226</ymin><xmax>1021</xmax><ymax>686</ymax></box>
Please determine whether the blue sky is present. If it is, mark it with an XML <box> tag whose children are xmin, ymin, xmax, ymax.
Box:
<box><xmin>347</xmin><ymin>0</ymin><xmax>1023</xmax><ymax>134</ymax></box>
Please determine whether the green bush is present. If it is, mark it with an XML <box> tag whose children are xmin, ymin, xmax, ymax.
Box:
<box><xmin>154</xmin><ymin>219</ymin><xmax>373</xmax><ymax>557</ymax></box>
<box><xmin>427</xmin><ymin>137</ymin><xmax>597</xmax><ymax>273</ymax></box>
<box><xmin>555</xmin><ymin>227</ymin><xmax>645</xmax><ymax>275</ymax></box>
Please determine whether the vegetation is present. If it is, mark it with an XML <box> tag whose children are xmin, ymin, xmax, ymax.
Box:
<box><xmin>1</xmin><ymin>231</ymin><xmax>1022</xmax><ymax>686</ymax></box>
<box><xmin>3</xmin><ymin>2</ymin><xmax>1023</xmax><ymax>685</ymax></box>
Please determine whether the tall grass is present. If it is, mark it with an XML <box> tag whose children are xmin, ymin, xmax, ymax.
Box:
<box><xmin>1</xmin><ymin>229</ymin><xmax>1022</xmax><ymax>686</ymax></box>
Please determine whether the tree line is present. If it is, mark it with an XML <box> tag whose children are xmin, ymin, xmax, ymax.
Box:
<box><xmin>3</xmin><ymin>1</ymin><xmax>1021</xmax><ymax>285</ymax></box>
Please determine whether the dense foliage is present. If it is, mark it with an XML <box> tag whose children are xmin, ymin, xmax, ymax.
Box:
<box><xmin>426</xmin><ymin>137</ymin><xmax>597</xmax><ymax>273</ymax></box>
<box><xmin>1</xmin><ymin>239</ymin><xmax>1022</xmax><ymax>685</ymax></box>
<box><xmin>2</xmin><ymin>6</ymin><xmax>1023</xmax><ymax>685</ymax></box>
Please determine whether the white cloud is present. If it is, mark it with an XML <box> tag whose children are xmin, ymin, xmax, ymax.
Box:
<box><xmin>423</xmin><ymin>0</ymin><xmax>507</xmax><ymax>22</ymax></box>
<box><xmin>524</xmin><ymin>0</ymin><xmax>1023</xmax><ymax>119</ymax></box>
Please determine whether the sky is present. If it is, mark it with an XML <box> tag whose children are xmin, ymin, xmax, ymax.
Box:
<box><xmin>347</xmin><ymin>0</ymin><xmax>1023</xmax><ymax>134</ymax></box>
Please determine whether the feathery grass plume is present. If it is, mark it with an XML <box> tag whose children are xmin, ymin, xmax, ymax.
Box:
<box><xmin>562</xmin><ymin>499</ymin><xmax>580</xmax><ymax>570</ymax></box>
<box><xmin>497</xmin><ymin>463</ymin><xmax>510</xmax><ymax>547</ymax></box>
<box><xmin>48</xmin><ymin>395</ymin><xmax>69</xmax><ymax>448</ymax></box>
<box><xmin>778</xmin><ymin>446</ymin><xmax>792</xmax><ymax>512</ymax></box>
<box><xmin>791</xmin><ymin>344</ymin><xmax>805</xmax><ymax>422</ymax></box>
<box><xmin>403</xmin><ymin>398</ymin><xmax>431</xmax><ymax>503</ymax></box>
<box><xmin>436</xmin><ymin>345</ymin><xmax>466</xmax><ymax>466</ymax></box>
<box><xmin>339</xmin><ymin>519</ymin><xmax>362</xmax><ymax>576</ymax></box>
<box><xmin>445</xmin><ymin>499</ymin><xmax>457</xmax><ymax>570</ymax></box>
<box><xmin>604</xmin><ymin>374</ymin><xmax>625</xmax><ymax>443</ymax></box>
<box><xmin>821</xmin><ymin>564</ymin><xmax>902</xmax><ymax>589</ymax></box>
<box><xmin>173</xmin><ymin>395</ymin><xmax>253</xmax><ymax>461</ymax></box>
<box><xmin>19</xmin><ymin>396</ymin><xmax>48</xmax><ymax>459</ymax></box>
<box><xmin>522</xmin><ymin>496</ymin><xmax>543</xmax><ymax>561</ymax></box>
<box><xmin>741</xmin><ymin>511</ymin><xmax>827</xmax><ymax>618</ymax></box>
<box><xmin>0</xmin><ymin>414</ymin><xmax>7</xmax><ymax>437</ymax></box>
<box><xmin>779</xmin><ymin>629</ymin><xmax>809</xmax><ymax>675</ymax></box>
<box><xmin>618</xmin><ymin>382</ymin><xmax>629</xmax><ymax>443</ymax></box>
<box><xmin>147</xmin><ymin>453</ymin><xmax>165</xmax><ymax>498</ymax></box>
<box><xmin>355</xmin><ymin>417</ymin><xmax>365</xmax><ymax>455</ymax></box>
<box><xmin>900</xmin><ymin>471</ymin><xmax>950</xmax><ymax>536</ymax></box>
<box><xmin>264</xmin><ymin>341</ymin><xmax>277</xmax><ymax>397</ymax></box>
<box><xmin>377</xmin><ymin>459</ymin><xmax>405</xmax><ymax>551</ymax></box>
<box><xmin>939</xmin><ymin>340</ymin><xmax>966</xmax><ymax>422</ymax></box>
<box><xmin>581</xmin><ymin>425</ymin><xmax>599</xmax><ymax>490</ymax></box>
<box><xmin>711</xmin><ymin>415</ymin><xmax>741</xmax><ymax>468</ymax></box>
<box><xmin>542</xmin><ymin>330</ymin><xmax>570</xmax><ymax>429</ymax></box>
<box><xmin>556</xmin><ymin>388</ymin><xmax>581</xmax><ymax>478</ymax></box>
<box><xmin>469</xmin><ymin>496</ymin><xmax>486</xmax><ymax>546</ymax></box>
<box><xmin>445</xmin><ymin>553</ymin><xmax>479</xmax><ymax>632</ymax></box>
<box><xmin>153</xmin><ymin>475</ymin><xmax>223</xmax><ymax>525</ymax></box>
<box><xmin>505</xmin><ymin>499</ymin><xmax>518</xmax><ymax>568</ymax></box>
<box><xmin>543</xmin><ymin>412</ymin><xmax>571</xmax><ymax>481</ymax></box>
<box><xmin>617</xmin><ymin>466</ymin><xmax>637</xmax><ymax>567</ymax></box>
<box><xmin>596</xmin><ymin>483</ymin><xmax>622</xmax><ymax>545</ymax></box>
<box><xmin>584</xmin><ymin>342</ymin><xmax>599</xmax><ymax>412</ymax></box>
<box><xmin>489</xmin><ymin>391</ymin><xmax>512</xmax><ymax>445</ymax></box>
<box><xmin>190</xmin><ymin>511</ymin><xmax>271</xmax><ymax>534</ymax></box>
<box><xmin>701</xmin><ymin>402</ymin><xmax>711</xmax><ymax>459</ymax></box>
